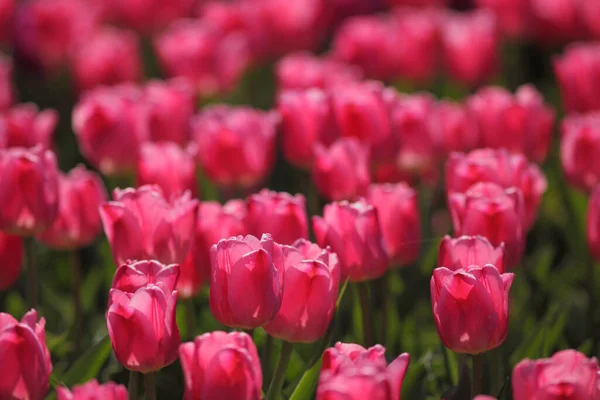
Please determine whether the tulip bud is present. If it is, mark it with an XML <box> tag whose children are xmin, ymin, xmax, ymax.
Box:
<box><xmin>560</xmin><ymin>112</ymin><xmax>600</xmax><ymax>193</ymax></box>
<box><xmin>587</xmin><ymin>186</ymin><xmax>600</xmax><ymax>262</ymax></box>
<box><xmin>438</xmin><ymin>235</ymin><xmax>505</xmax><ymax>273</ymax></box>
<box><xmin>100</xmin><ymin>185</ymin><xmax>198</xmax><ymax>265</ymax></box>
<box><xmin>107</xmin><ymin>285</ymin><xmax>180</xmax><ymax>372</ymax></box>
<box><xmin>313</xmin><ymin>138</ymin><xmax>371</xmax><ymax>201</ymax></box>
<box><xmin>56</xmin><ymin>380</ymin><xmax>128</xmax><ymax>400</ymax></box>
<box><xmin>209</xmin><ymin>234</ymin><xmax>284</xmax><ymax>329</ymax></box>
<box><xmin>0</xmin><ymin>231</ymin><xmax>22</xmax><ymax>290</ymax></box>
<box><xmin>136</xmin><ymin>141</ymin><xmax>198</xmax><ymax>199</ymax></box>
<box><xmin>448</xmin><ymin>182</ymin><xmax>525</xmax><ymax>268</ymax></box>
<box><xmin>0</xmin><ymin>309</ymin><xmax>52</xmax><ymax>400</ymax></box>
<box><xmin>264</xmin><ymin>239</ymin><xmax>339</xmax><ymax>342</ymax></box>
<box><xmin>0</xmin><ymin>55</ymin><xmax>13</xmax><ymax>111</ymax></box>
<box><xmin>246</xmin><ymin>189</ymin><xmax>308</xmax><ymax>245</ymax></box>
<box><xmin>431</xmin><ymin>265</ymin><xmax>514</xmax><ymax>354</ymax></box>
<box><xmin>313</xmin><ymin>199</ymin><xmax>388</xmax><ymax>282</ymax></box>
<box><xmin>367</xmin><ymin>183</ymin><xmax>420</xmax><ymax>267</ymax></box>
<box><xmin>111</xmin><ymin>259</ymin><xmax>180</xmax><ymax>296</ymax></box>
<box><xmin>179</xmin><ymin>331</ymin><xmax>262</xmax><ymax>400</ymax></box>
<box><xmin>37</xmin><ymin>165</ymin><xmax>107</xmax><ymax>250</ymax></box>
<box><xmin>318</xmin><ymin>342</ymin><xmax>410</xmax><ymax>400</ymax></box>
<box><xmin>554</xmin><ymin>43</ymin><xmax>600</xmax><ymax>114</ymax></box>
<box><xmin>192</xmin><ymin>105</ymin><xmax>279</xmax><ymax>188</ymax></box>
<box><xmin>0</xmin><ymin>103</ymin><xmax>57</xmax><ymax>149</ymax></box>
<box><xmin>0</xmin><ymin>146</ymin><xmax>59</xmax><ymax>235</ymax></box>
<box><xmin>429</xmin><ymin>100</ymin><xmax>479</xmax><ymax>155</ymax></box>
<box><xmin>512</xmin><ymin>350</ymin><xmax>599</xmax><ymax>400</ymax></box>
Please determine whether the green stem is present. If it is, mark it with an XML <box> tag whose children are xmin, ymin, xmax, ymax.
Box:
<box><xmin>143</xmin><ymin>372</ymin><xmax>156</xmax><ymax>400</ymax></box>
<box><xmin>184</xmin><ymin>299</ymin><xmax>196</xmax><ymax>339</ymax></box>
<box><xmin>377</xmin><ymin>277</ymin><xmax>389</xmax><ymax>347</ymax></box>
<box><xmin>243</xmin><ymin>328</ymin><xmax>255</xmax><ymax>338</ymax></box>
<box><xmin>71</xmin><ymin>250</ymin><xmax>83</xmax><ymax>354</ymax></box>
<box><xmin>263</xmin><ymin>334</ymin><xmax>274</xmax><ymax>385</ymax></box>
<box><xmin>266</xmin><ymin>341</ymin><xmax>294</xmax><ymax>400</ymax></box>
<box><xmin>25</xmin><ymin>237</ymin><xmax>37</xmax><ymax>309</ymax></box>
<box><xmin>357</xmin><ymin>282</ymin><xmax>374</xmax><ymax>347</ymax></box>
<box><xmin>472</xmin><ymin>354</ymin><xmax>484</xmax><ymax>396</ymax></box>
<box><xmin>440</xmin><ymin>340</ymin><xmax>452</xmax><ymax>386</ymax></box>
<box><xmin>128</xmin><ymin>371</ymin><xmax>140</xmax><ymax>400</ymax></box>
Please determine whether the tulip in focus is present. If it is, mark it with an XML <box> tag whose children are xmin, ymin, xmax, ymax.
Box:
<box><xmin>209</xmin><ymin>234</ymin><xmax>284</xmax><ymax>329</ymax></box>
<box><xmin>0</xmin><ymin>309</ymin><xmax>52</xmax><ymax>400</ymax></box>
<box><xmin>554</xmin><ymin>43</ymin><xmax>600</xmax><ymax>114</ymax></box>
<box><xmin>111</xmin><ymin>259</ymin><xmax>179</xmax><ymax>296</ymax></box>
<box><xmin>56</xmin><ymin>380</ymin><xmax>128</xmax><ymax>400</ymax></box>
<box><xmin>0</xmin><ymin>55</ymin><xmax>14</xmax><ymax>110</ymax></box>
<box><xmin>431</xmin><ymin>264</ymin><xmax>514</xmax><ymax>354</ymax></box>
<box><xmin>560</xmin><ymin>112</ymin><xmax>600</xmax><ymax>193</ymax></box>
<box><xmin>438</xmin><ymin>235</ymin><xmax>505</xmax><ymax>274</ymax></box>
<box><xmin>179</xmin><ymin>331</ymin><xmax>262</xmax><ymax>400</ymax></box>
<box><xmin>0</xmin><ymin>231</ymin><xmax>22</xmax><ymax>290</ymax></box>
<box><xmin>0</xmin><ymin>103</ymin><xmax>57</xmax><ymax>149</ymax></box>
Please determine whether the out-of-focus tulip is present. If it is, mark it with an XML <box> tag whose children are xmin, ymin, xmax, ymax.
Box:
<box><xmin>325</xmin><ymin>0</ymin><xmax>387</xmax><ymax>25</ymax></box>
<box><xmin>388</xmin><ymin>0</ymin><xmax>446</xmax><ymax>6</ymax></box>
<box><xmin>554</xmin><ymin>43</ymin><xmax>600</xmax><ymax>114</ymax></box>
<box><xmin>246</xmin><ymin>190</ymin><xmax>307</xmax><ymax>245</ymax></box>
<box><xmin>72</xmin><ymin>85</ymin><xmax>149</xmax><ymax>176</ymax></box>
<box><xmin>367</xmin><ymin>183</ymin><xmax>420</xmax><ymax>267</ymax></box>
<box><xmin>0</xmin><ymin>309</ymin><xmax>52</xmax><ymax>400</ymax></box>
<box><xmin>0</xmin><ymin>103</ymin><xmax>57</xmax><ymax>149</ymax></box>
<box><xmin>154</xmin><ymin>19</ymin><xmax>251</xmax><ymax>98</ymax></box>
<box><xmin>438</xmin><ymin>235</ymin><xmax>505</xmax><ymax>273</ymax></box>
<box><xmin>587</xmin><ymin>186</ymin><xmax>600</xmax><ymax>262</ymax></box>
<box><xmin>440</xmin><ymin>10</ymin><xmax>499</xmax><ymax>87</ymax></box>
<box><xmin>318</xmin><ymin>342</ymin><xmax>410</xmax><ymax>400</ymax></box>
<box><xmin>179</xmin><ymin>331</ymin><xmax>262</xmax><ymax>400</ymax></box>
<box><xmin>529</xmin><ymin>0</ymin><xmax>585</xmax><ymax>43</ymax></box>
<box><xmin>0</xmin><ymin>231</ymin><xmax>22</xmax><ymax>290</ymax></box>
<box><xmin>210</xmin><ymin>234</ymin><xmax>284</xmax><ymax>329</ymax></box>
<box><xmin>431</xmin><ymin>265</ymin><xmax>514</xmax><ymax>354</ymax></box>
<box><xmin>475</xmin><ymin>0</ymin><xmax>528</xmax><ymax>37</ymax></box>
<box><xmin>0</xmin><ymin>55</ymin><xmax>14</xmax><ymax>110</ymax></box>
<box><xmin>56</xmin><ymin>380</ymin><xmax>128</xmax><ymax>400</ymax></box>
<box><xmin>100</xmin><ymin>185</ymin><xmax>198</xmax><ymax>265</ymax></box>
<box><xmin>264</xmin><ymin>239</ymin><xmax>339</xmax><ymax>342</ymax></box>
<box><xmin>0</xmin><ymin>0</ymin><xmax>13</xmax><ymax>43</ymax></box>
<box><xmin>512</xmin><ymin>350</ymin><xmax>599</xmax><ymax>400</ymax></box>
<box><xmin>143</xmin><ymin>79</ymin><xmax>195</xmax><ymax>145</ymax></box>
<box><xmin>108</xmin><ymin>0</ymin><xmax>195</xmax><ymax>33</ymax></box>
<box><xmin>582</xmin><ymin>2</ymin><xmax>600</xmax><ymax>39</ymax></box>
<box><xmin>429</xmin><ymin>100</ymin><xmax>479</xmax><ymax>155</ymax></box>
<box><xmin>446</xmin><ymin>148</ymin><xmax>547</xmax><ymax>228</ymax></box>
<box><xmin>69</xmin><ymin>28</ymin><xmax>142</xmax><ymax>93</ymax></box>
<box><xmin>466</xmin><ymin>85</ymin><xmax>555</xmax><ymax>162</ymax></box>
<box><xmin>111</xmin><ymin>259</ymin><xmax>179</xmax><ymax>296</ymax></box>
<box><xmin>0</xmin><ymin>146</ymin><xmax>59</xmax><ymax>235</ymax></box>
<box><xmin>136</xmin><ymin>141</ymin><xmax>198</xmax><ymax>199</ymax></box>
<box><xmin>313</xmin><ymin>199</ymin><xmax>388</xmax><ymax>282</ymax></box>
<box><xmin>192</xmin><ymin>106</ymin><xmax>279</xmax><ymax>188</ymax></box>
<box><xmin>107</xmin><ymin>284</ymin><xmax>180</xmax><ymax>372</ymax></box>
<box><xmin>473</xmin><ymin>396</ymin><xmax>497</xmax><ymax>400</ymax></box>
<box><xmin>448</xmin><ymin>182</ymin><xmax>525</xmax><ymax>267</ymax></box>
<box><xmin>560</xmin><ymin>112</ymin><xmax>600</xmax><ymax>193</ymax></box>
<box><xmin>37</xmin><ymin>165</ymin><xmax>106</xmax><ymax>249</ymax></box>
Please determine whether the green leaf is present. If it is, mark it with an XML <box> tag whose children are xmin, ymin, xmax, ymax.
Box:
<box><xmin>288</xmin><ymin>359</ymin><xmax>322</xmax><ymax>400</ymax></box>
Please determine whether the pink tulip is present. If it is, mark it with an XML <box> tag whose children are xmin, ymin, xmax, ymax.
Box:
<box><xmin>587</xmin><ymin>186</ymin><xmax>600</xmax><ymax>262</ymax></box>
<box><xmin>179</xmin><ymin>331</ymin><xmax>262</xmax><ymax>400</ymax></box>
<box><xmin>388</xmin><ymin>0</ymin><xmax>446</xmax><ymax>6</ymax></box>
<box><xmin>0</xmin><ymin>0</ymin><xmax>13</xmax><ymax>43</ymax></box>
<box><xmin>111</xmin><ymin>259</ymin><xmax>179</xmax><ymax>296</ymax></box>
<box><xmin>560</xmin><ymin>112</ymin><xmax>600</xmax><ymax>193</ymax></box>
<box><xmin>475</xmin><ymin>0</ymin><xmax>529</xmax><ymax>37</ymax></box>
<box><xmin>438</xmin><ymin>235</ymin><xmax>505</xmax><ymax>274</ymax></box>
<box><xmin>108</xmin><ymin>0</ymin><xmax>195</xmax><ymax>33</ymax></box>
<box><xmin>554</xmin><ymin>43</ymin><xmax>600</xmax><ymax>114</ymax></box>
<box><xmin>56</xmin><ymin>380</ymin><xmax>128</xmax><ymax>400</ymax></box>
<box><xmin>0</xmin><ymin>231</ymin><xmax>22</xmax><ymax>290</ymax></box>
<box><xmin>429</xmin><ymin>100</ymin><xmax>479</xmax><ymax>155</ymax></box>
<box><xmin>529</xmin><ymin>0</ymin><xmax>585</xmax><ymax>43</ymax></box>
<box><xmin>0</xmin><ymin>55</ymin><xmax>13</xmax><ymax>111</ymax></box>
<box><xmin>0</xmin><ymin>103</ymin><xmax>57</xmax><ymax>149</ymax></box>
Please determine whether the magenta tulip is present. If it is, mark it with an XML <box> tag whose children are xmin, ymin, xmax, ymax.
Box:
<box><xmin>438</xmin><ymin>235</ymin><xmax>505</xmax><ymax>274</ymax></box>
<box><xmin>56</xmin><ymin>380</ymin><xmax>128</xmax><ymax>400</ymax></box>
<box><xmin>0</xmin><ymin>103</ymin><xmax>57</xmax><ymax>149</ymax></box>
<box><xmin>0</xmin><ymin>231</ymin><xmax>22</xmax><ymax>290</ymax></box>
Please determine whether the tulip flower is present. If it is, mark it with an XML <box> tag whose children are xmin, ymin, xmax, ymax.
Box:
<box><xmin>109</xmin><ymin>0</ymin><xmax>195</xmax><ymax>33</ymax></box>
<box><xmin>209</xmin><ymin>234</ymin><xmax>284</xmax><ymax>329</ymax></box>
<box><xmin>561</xmin><ymin>112</ymin><xmax>600</xmax><ymax>193</ymax></box>
<box><xmin>246</xmin><ymin>190</ymin><xmax>308</xmax><ymax>245</ymax></box>
<box><xmin>431</xmin><ymin>265</ymin><xmax>515</xmax><ymax>354</ymax></box>
<box><xmin>587</xmin><ymin>186</ymin><xmax>600</xmax><ymax>262</ymax></box>
<box><xmin>582</xmin><ymin>2</ymin><xmax>600</xmax><ymax>39</ymax></box>
<box><xmin>367</xmin><ymin>183</ymin><xmax>420</xmax><ymax>267</ymax></box>
<box><xmin>37</xmin><ymin>165</ymin><xmax>106</xmax><ymax>250</ymax></box>
<box><xmin>438</xmin><ymin>235</ymin><xmax>505</xmax><ymax>274</ymax></box>
<box><xmin>313</xmin><ymin>138</ymin><xmax>371</xmax><ymax>201</ymax></box>
<box><xmin>0</xmin><ymin>55</ymin><xmax>13</xmax><ymax>111</ymax></box>
<box><xmin>529</xmin><ymin>0</ymin><xmax>585</xmax><ymax>43</ymax></box>
<box><xmin>0</xmin><ymin>309</ymin><xmax>52</xmax><ymax>400</ymax></box>
<box><xmin>554</xmin><ymin>43</ymin><xmax>600</xmax><ymax>114</ymax></box>
<box><xmin>429</xmin><ymin>100</ymin><xmax>479</xmax><ymax>155</ymax></box>
<box><xmin>0</xmin><ymin>0</ymin><xmax>13</xmax><ymax>43</ymax></box>
<box><xmin>0</xmin><ymin>146</ymin><xmax>59</xmax><ymax>235</ymax></box>
<box><xmin>264</xmin><ymin>239</ymin><xmax>340</xmax><ymax>342</ymax></box>
<box><xmin>388</xmin><ymin>0</ymin><xmax>445</xmax><ymax>6</ymax></box>
<box><xmin>192</xmin><ymin>105</ymin><xmax>279</xmax><ymax>188</ymax></box>
<box><xmin>313</xmin><ymin>199</ymin><xmax>388</xmax><ymax>282</ymax></box>
<box><xmin>111</xmin><ymin>260</ymin><xmax>179</xmax><ymax>296</ymax></box>
<box><xmin>475</xmin><ymin>0</ymin><xmax>528</xmax><ymax>37</ymax></box>
<box><xmin>318</xmin><ymin>342</ymin><xmax>410</xmax><ymax>400</ymax></box>
<box><xmin>136</xmin><ymin>141</ymin><xmax>198</xmax><ymax>199</ymax></box>
<box><xmin>56</xmin><ymin>380</ymin><xmax>128</xmax><ymax>400</ymax></box>
<box><xmin>179</xmin><ymin>331</ymin><xmax>262</xmax><ymax>400</ymax></box>
<box><xmin>512</xmin><ymin>350</ymin><xmax>600</xmax><ymax>400</ymax></box>
<box><xmin>0</xmin><ymin>231</ymin><xmax>22</xmax><ymax>290</ymax></box>
<box><xmin>100</xmin><ymin>185</ymin><xmax>198</xmax><ymax>265</ymax></box>
<box><xmin>448</xmin><ymin>182</ymin><xmax>525</xmax><ymax>268</ymax></box>
<box><xmin>0</xmin><ymin>103</ymin><xmax>57</xmax><ymax>149</ymax></box>
<box><xmin>107</xmin><ymin>284</ymin><xmax>180</xmax><ymax>372</ymax></box>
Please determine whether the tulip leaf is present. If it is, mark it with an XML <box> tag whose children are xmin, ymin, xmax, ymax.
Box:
<box><xmin>288</xmin><ymin>358</ymin><xmax>322</xmax><ymax>400</ymax></box>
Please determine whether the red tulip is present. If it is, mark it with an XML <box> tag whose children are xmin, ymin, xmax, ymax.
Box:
<box><xmin>0</xmin><ymin>231</ymin><xmax>22</xmax><ymax>290</ymax></box>
<box><xmin>111</xmin><ymin>259</ymin><xmax>179</xmax><ymax>296</ymax></box>
<box><xmin>56</xmin><ymin>380</ymin><xmax>128</xmax><ymax>400</ymax></box>
<box><xmin>440</xmin><ymin>10</ymin><xmax>499</xmax><ymax>87</ymax></box>
<box><xmin>0</xmin><ymin>309</ymin><xmax>52</xmax><ymax>400</ymax></box>
<box><xmin>448</xmin><ymin>182</ymin><xmax>525</xmax><ymax>268</ymax></box>
<box><xmin>313</xmin><ymin>138</ymin><xmax>371</xmax><ymax>201</ymax></box>
<box><xmin>107</xmin><ymin>284</ymin><xmax>180</xmax><ymax>373</ymax></box>
<box><xmin>438</xmin><ymin>235</ymin><xmax>505</xmax><ymax>274</ymax></box>
<box><xmin>554</xmin><ymin>43</ymin><xmax>600</xmax><ymax>114</ymax></box>
<box><xmin>0</xmin><ymin>0</ymin><xmax>13</xmax><ymax>43</ymax></box>
<box><xmin>0</xmin><ymin>103</ymin><xmax>57</xmax><ymax>150</ymax></box>
<box><xmin>192</xmin><ymin>106</ymin><xmax>279</xmax><ymax>188</ymax></box>
<box><xmin>179</xmin><ymin>331</ymin><xmax>262</xmax><ymax>400</ymax></box>
<box><xmin>587</xmin><ymin>186</ymin><xmax>600</xmax><ymax>262</ymax></box>
<box><xmin>37</xmin><ymin>165</ymin><xmax>107</xmax><ymax>250</ymax></box>
<box><xmin>388</xmin><ymin>0</ymin><xmax>446</xmax><ymax>6</ymax></box>
<box><xmin>72</xmin><ymin>84</ymin><xmax>149</xmax><ymax>176</ymax></box>
<box><xmin>512</xmin><ymin>350</ymin><xmax>600</xmax><ymax>400</ymax></box>
<box><xmin>529</xmin><ymin>0</ymin><xmax>585</xmax><ymax>43</ymax></box>
<box><xmin>0</xmin><ymin>146</ymin><xmax>59</xmax><ymax>235</ymax></box>
<box><xmin>313</xmin><ymin>199</ymin><xmax>388</xmax><ymax>282</ymax></box>
<box><xmin>582</xmin><ymin>1</ymin><xmax>600</xmax><ymax>39</ymax></box>
<box><xmin>429</xmin><ymin>100</ymin><xmax>479</xmax><ymax>155</ymax></box>
<box><xmin>367</xmin><ymin>183</ymin><xmax>420</xmax><ymax>267</ymax></box>
<box><xmin>246</xmin><ymin>189</ymin><xmax>308</xmax><ymax>245</ymax></box>
<box><xmin>0</xmin><ymin>55</ymin><xmax>14</xmax><ymax>110</ymax></box>
<box><xmin>561</xmin><ymin>112</ymin><xmax>600</xmax><ymax>193</ymax></box>
<box><xmin>431</xmin><ymin>265</ymin><xmax>514</xmax><ymax>354</ymax></box>
<box><xmin>100</xmin><ymin>185</ymin><xmax>198</xmax><ymax>265</ymax></box>
<box><xmin>318</xmin><ymin>342</ymin><xmax>410</xmax><ymax>400</ymax></box>
<box><xmin>466</xmin><ymin>84</ymin><xmax>555</xmax><ymax>162</ymax></box>
<box><xmin>475</xmin><ymin>0</ymin><xmax>528</xmax><ymax>37</ymax></box>
<box><xmin>136</xmin><ymin>141</ymin><xmax>198</xmax><ymax>199</ymax></box>
<box><xmin>108</xmin><ymin>0</ymin><xmax>195</xmax><ymax>33</ymax></box>
<box><xmin>264</xmin><ymin>239</ymin><xmax>340</xmax><ymax>342</ymax></box>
